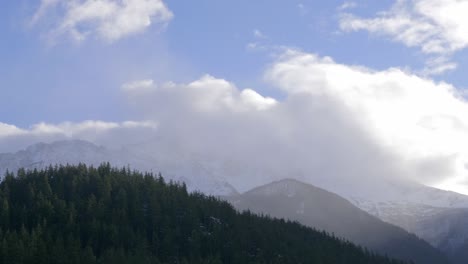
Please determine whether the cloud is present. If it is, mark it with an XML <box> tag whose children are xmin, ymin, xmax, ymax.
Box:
<box><xmin>120</xmin><ymin>51</ymin><xmax>468</xmax><ymax>194</ymax></box>
<box><xmin>122</xmin><ymin>79</ymin><xmax>156</xmax><ymax>92</ymax></box>
<box><xmin>122</xmin><ymin>75</ymin><xmax>277</xmax><ymax>113</ymax></box>
<box><xmin>4</xmin><ymin>49</ymin><xmax>468</xmax><ymax>195</ymax></box>
<box><xmin>0</xmin><ymin>123</ymin><xmax>26</xmax><ymax>138</ymax></box>
<box><xmin>338</xmin><ymin>1</ymin><xmax>357</xmax><ymax>11</ymax></box>
<box><xmin>339</xmin><ymin>0</ymin><xmax>468</xmax><ymax>74</ymax></box>
<box><xmin>32</xmin><ymin>0</ymin><xmax>173</xmax><ymax>42</ymax></box>
<box><xmin>266</xmin><ymin>49</ymin><xmax>468</xmax><ymax>193</ymax></box>
<box><xmin>30</xmin><ymin>0</ymin><xmax>61</xmax><ymax>25</ymax></box>
<box><xmin>119</xmin><ymin>74</ymin><xmax>387</xmax><ymax>191</ymax></box>
<box><xmin>0</xmin><ymin>120</ymin><xmax>157</xmax><ymax>153</ymax></box>
<box><xmin>247</xmin><ymin>29</ymin><xmax>271</xmax><ymax>52</ymax></box>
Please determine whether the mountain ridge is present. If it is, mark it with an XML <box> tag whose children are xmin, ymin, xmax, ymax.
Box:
<box><xmin>0</xmin><ymin>140</ymin><xmax>238</xmax><ymax>196</ymax></box>
<box><xmin>226</xmin><ymin>178</ymin><xmax>450</xmax><ymax>264</ymax></box>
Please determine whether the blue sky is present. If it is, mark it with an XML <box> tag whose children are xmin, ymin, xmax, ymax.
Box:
<box><xmin>3</xmin><ymin>0</ymin><xmax>464</xmax><ymax>127</ymax></box>
<box><xmin>3</xmin><ymin>0</ymin><xmax>468</xmax><ymax>193</ymax></box>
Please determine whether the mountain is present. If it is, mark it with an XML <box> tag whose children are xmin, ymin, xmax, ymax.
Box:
<box><xmin>353</xmin><ymin>199</ymin><xmax>468</xmax><ymax>264</ymax></box>
<box><xmin>0</xmin><ymin>164</ymin><xmax>410</xmax><ymax>264</ymax></box>
<box><xmin>2</xmin><ymin>140</ymin><xmax>467</xmax><ymax>262</ymax></box>
<box><xmin>338</xmin><ymin>180</ymin><xmax>468</xmax><ymax>264</ymax></box>
<box><xmin>341</xmin><ymin>179</ymin><xmax>468</xmax><ymax>209</ymax></box>
<box><xmin>0</xmin><ymin>140</ymin><xmax>238</xmax><ymax>196</ymax></box>
<box><xmin>226</xmin><ymin>179</ymin><xmax>450</xmax><ymax>264</ymax></box>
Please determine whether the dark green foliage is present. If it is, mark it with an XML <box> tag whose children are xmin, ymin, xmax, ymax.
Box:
<box><xmin>0</xmin><ymin>164</ymin><xmax>410</xmax><ymax>264</ymax></box>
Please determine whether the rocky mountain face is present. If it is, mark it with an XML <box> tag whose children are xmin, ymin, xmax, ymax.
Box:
<box><xmin>225</xmin><ymin>179</ymin><xmax>450</xmax><ymax>264</ymax></box>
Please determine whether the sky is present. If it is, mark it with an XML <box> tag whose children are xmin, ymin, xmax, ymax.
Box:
<box><xmin>2</xmin><ymin>0</ymin><xmax>468</xmax><ymax>194</ymax></box>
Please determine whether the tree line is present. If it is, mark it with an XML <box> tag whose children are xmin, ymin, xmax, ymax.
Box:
<box><xmin>0</xmin><ymin>163</ymin><xmax>410</xmax><ymax>264</ymax></box>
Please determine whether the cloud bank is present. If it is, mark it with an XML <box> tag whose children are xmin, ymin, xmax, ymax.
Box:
<box><xmin>32</xmin><ymin>0</ymin><xmax>173</xmax><ymax>42</ymax></box>
<box><xmin>267</xmin><ymin>50</ymin><xmax>468</xmax><ymax>193</ymax></box>
<box><xmin>105</xmin><ymin>51</ymin><xmax>468</xmax><ymax>194</ymax></box>
<box><xmin>3</xmin><ymin>49</ymin><xmax>468</xmax><ymax>194</ymax></box>
<box><xmin>339</xmin><ymin>0</ymin><xmax>468</xmax><ymax>75</ymax></box>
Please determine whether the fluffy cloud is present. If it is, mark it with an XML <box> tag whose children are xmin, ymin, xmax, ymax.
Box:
<box><xmin>266</xmin><ymin>50</ymin><xmax>468</xmax><ymax>193</ymax></box>
<box><xmin>120</xmin><ymin>73</ymin><xmax>389</xmax><ymax>191</ymax></box>
<box><xmin>339</xmin><ymin>0</ymin><xmax>468</xmax><ymax>74</ymax></box>
<box><xmin>123</xmin><ymin>75</ymin><xmax>277</xmax><ymax>113</ymax></box>
<box><xmin>32</xmin><ymin>0</ymin><xmax>173</xmax><ymax>42</ymax></box>
<box><xmin>119</xmin><ymin>51</ymin><xmax>468</xmax><ymax>193</ymax></box>
<box><xmin>0</xmin><ymin>123</ymin><xmax>26</xmax><ymax>138</ymax></box>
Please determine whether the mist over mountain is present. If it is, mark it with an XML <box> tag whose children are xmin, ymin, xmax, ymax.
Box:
<box><xmin>3</xmin><ymin>140</ymin><xmax>468</xmax><ymax>263</ymax></box>
<box><xmin>0</xmin><ymin>140</ymin><xmax>237</xmax><ymax>196</ymax></box>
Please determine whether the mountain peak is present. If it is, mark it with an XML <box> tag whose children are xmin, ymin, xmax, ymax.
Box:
<box><xmin>228</xmin><ymin>179</ymin><xmax>451</xmax><ymax>264</ymax></box>
<box><xmin>245</xmin><ymin>178</ymin><xmax>336</xmax><ymax>199</ymax></box>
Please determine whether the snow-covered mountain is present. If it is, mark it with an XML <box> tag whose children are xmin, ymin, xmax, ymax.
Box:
<box><xmin>226</xmin><ymin>179</ymin><xmax>450</xmax><ymax>264</ymax></box>
<box><xmin>332</xmin><ymin>180</ymin><xmax>468</xmax><ymax>264</ymax></box>
<box><xmin>0</xmin><ymin>140</ymin><xmax>115</xmax><ymax>173</ymax></box>
<box><xmin>350</xmin><ymin>200</ymin><xmax>468</xmax><ymax>264</ymax></box>
<box><xmin>0</xmin><ymin>140</ymin><xmax>238</xmax><ymax>196</ymax></box>
<box><xmin>4</xmin><ymin>139</ymin><xmax>468</xmax><ymax>263</ymax></box>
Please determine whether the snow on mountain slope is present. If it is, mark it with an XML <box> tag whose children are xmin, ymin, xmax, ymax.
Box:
<box><xmin>312</xmin><ymin>176</ymin><xmax>468</xmax><ymax>209</ymax></box>
<box><xmin>0</xmin><ymin>140</ymin><xmax>113</xmax><ymax>174</ymax></box>
<box><xmin>288</xmin><ymin>175</ymin><xmax>468</xmax><ymax>263</ymax></box>
<box><xmin>335</xmin><ymin>180</ymin><xmax>468</xmax><ymax>264</ymax></box>
<box><xmin>0</xmin><ymin>140</ymin><xmax>238</xmax><ymax>196</ymax></box>
<box><xmin>350</xmin><ymin>199</ymin><xmax>468</xmax><ymax>264</ymax></box>
<box><xmin>234</xmin><ymin>176</ymin><xmax>468</xmax><ymax>263</ymax></box>
<box><xmin>226</xmin><ymin>179</ymin><xmax>451</xmax><ymax>264</ymax></box>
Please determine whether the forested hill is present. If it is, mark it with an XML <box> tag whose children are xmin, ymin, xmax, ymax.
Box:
<box><xmin>0</xmin><ymin>164</ymin><xmax>409</xmax><ymax>264</ymax></box>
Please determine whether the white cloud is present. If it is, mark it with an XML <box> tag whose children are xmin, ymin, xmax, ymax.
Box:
<box><xmin>5</xmin><ymin>50</ymin><xmax>468</xmax><ymax>195</ymax></box>
<box><xmin>32</xmin><ymin>0</ymin><xmax>173</xmax><ymax>42</ymax></box>
<box><xmin>423</xmin><ymin>56</ymin><xmax>457</xmax><ymax>75</ymax></box>
<box><xmin>123</xmin><ymin>75</ymin><xmax>277</xmax><ymax>113</ymax></box>
<box><xmin>267</xmin><ymin>49</ymin><xmax>468</xmax><ymax>193</ymax></box>
<box><xmin>240</xmin><ymin>89</ymin><xmax>277</xmax><ymax>111</ymax></box>
<box><xmin>339</xmin><ymin>0</ymin><xmax>468</xmax><ymax>75</ymax></box>
<box><xmin>0</xmin><ymin>123</ymin><xmax>26</xmax><ymax>138</ymax></box>
<box><xmin>122</xmin><ymin>79</ymin><xmax>156</xmax><ymax>92</ymax></box>
<box><xmin>0</xmin><ymin>120</ymin><xmax>157</xmax><ymax>152</ymax></box>
<box><xmin>339</xmin><ymin>1</ymin><xmax>357</xmax><ymax>10</ymax></box>
<box><xmin>248</xmin><ymin>29</ymin><xmax>269</xmax><ymax>52</ymax></box>
<box><xmin>121</xmin><ymin>51</ymin><xmax>468</xmax><ymax>194</ymax></box>
<box><xmin>30</xmin><ymin>120</ymin><xmax>154</xmax><ymax>135</ymax></box>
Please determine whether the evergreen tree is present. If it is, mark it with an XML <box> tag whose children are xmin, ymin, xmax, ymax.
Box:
<box><xmin>0</xmin><ymin>164</ymin><xmax>411</xmax><ymax>264</ymax></box>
